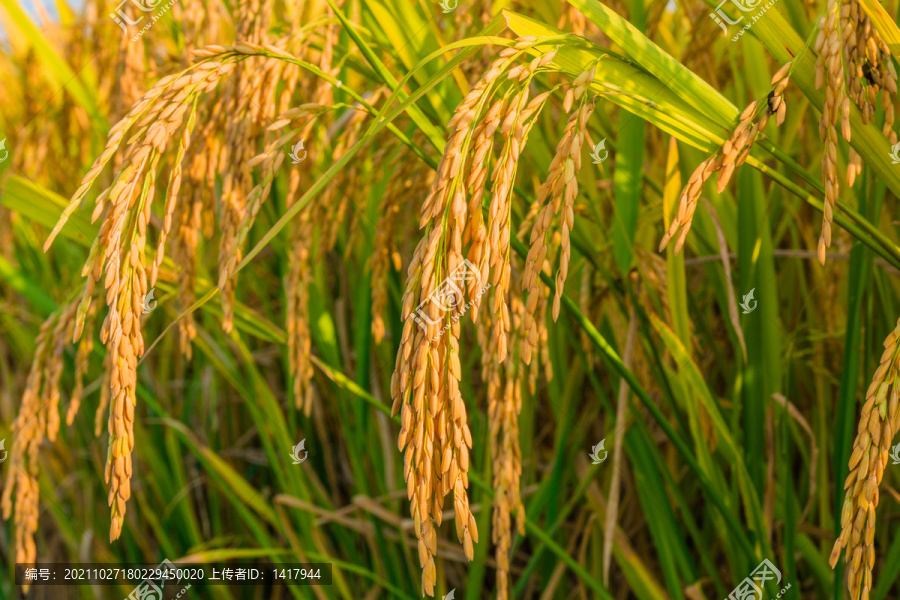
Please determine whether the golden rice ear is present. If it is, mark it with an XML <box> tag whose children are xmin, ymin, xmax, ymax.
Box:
<box><xmin>389</xmin><ymin>44</ymin><xmax>565</xmax><ymax>595</ymax></box>
<box><xmin>832</xmin><ymin>318</ymin><xmax>900</xmax><ymax>599</ymax></box>
<box><xmin>390</xmin><ymin>54</ymin><xmax>508</xmax><ymax>596</ymax></box>
<box><xmin>480</xmin><ymin>286</ymin><xmax>528</xmax><ymax>600</ymax></box>
<box><xmin>521</xmin><ymin>71</ymin><xmax>594</xmax><ymax>363</ymax></box>
<box><xmin>1</xmin><ymin>300</ymin><xmax>82</xmax><ymax>591</ymax></box>
<box><xmin>814</xmin><ymin>0</ymin><xmax>849</xmax><ymax>264</ymax></box>
<box><xmin>371</xmin><ymin>136</ymin><xmax>431</xmax><ymax>345</ymax></box>
<box><xmin>660</xmin><ymin>62</ymin><xmax>793</xmax><ymax>256</ymax></box>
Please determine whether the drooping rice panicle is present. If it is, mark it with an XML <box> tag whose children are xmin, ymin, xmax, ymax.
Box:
<box><xmin>390</xmin><ymin>39</ymin><xmax>566</xmax><ymax>595</ymax></box>
<box><xmin>831</xmin><ymin>318</ymin><xmax>900</xmax><ymax>599</ymax></box>
<box><xmin>814</xmin><ymin>0</ymin><xmax>847</xmax><ymax>265</ymax></box>
<box><xmin>41</xmin><ymin>52</ymin><xmax>237</xmax><ymax>543</ymax></box>
<box><xmin>811</xmin><ymin>0</ymin><xmax>898</xmax><ymax>263</ymax></box>
<box><xmin>480</xmin><ymin>288</ymin><xmax>526</xmax><ymax>600</ymax></box>
<box><xmin>659</xmin><ymin>63</ymin><xmax>791</xmax><ymax>256</ymax></box>
<box><xmin>371</xmin><ymin>137</ymin><xmax>432</xmax><ymax>344</ymax></box>
<box><xmin>1</xmin><ymin>301</ymin><xmax>78</xmax><ymax>592</ymax></box>
<box><xmin>522</xmin><ymin>64</ymin><xmax>595</xmax><ymax>363</ymax></box>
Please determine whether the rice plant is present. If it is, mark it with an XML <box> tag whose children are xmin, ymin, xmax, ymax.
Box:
<box><xmin>4</xmin><ymin>0</ymin><xmax>900</xmax><ymax>598</ymax></box>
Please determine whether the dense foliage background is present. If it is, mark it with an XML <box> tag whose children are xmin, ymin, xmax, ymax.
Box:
<box><xmin>4</xmin><ymin>0</ymin><xmax>900</xmax><ymax>598</ymax></box>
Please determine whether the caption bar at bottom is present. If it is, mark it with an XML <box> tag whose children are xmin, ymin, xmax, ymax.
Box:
<box><xmin>15</xmin><ymin>563</ymin><xmax>332</xmax><ymax>586</ymax></box>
